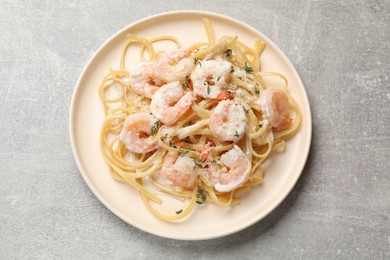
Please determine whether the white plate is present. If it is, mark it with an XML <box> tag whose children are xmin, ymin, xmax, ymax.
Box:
<box><xmin>69</xmin><ymin>10</ymin><xmax>312</xmax><ymax>240</ymax></box>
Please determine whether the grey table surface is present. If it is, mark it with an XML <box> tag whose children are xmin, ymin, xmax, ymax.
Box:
<box><xmin>1</xmin><ymin>0</ymin><xmax>389</xmax><ymax>259</ymax></box>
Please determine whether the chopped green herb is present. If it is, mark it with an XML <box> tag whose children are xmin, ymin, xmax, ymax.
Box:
<box><xmin>211</xmin><ymin>159</ymin><xmax>221</xmax><ymax>167</ymax></box>
<box><xmin>234</xmin><ymin>131</ymin><xmax>239</xmax><ymax>137</ymax></box>
<box><xmin>151</xmin><ymin>120</ymin><xmax>160</xmax><ymax>136</ymax></box>
<box><xmin>207</xmin><ymin>83</ymin><xmax>210</xmax><ymax>95</ymax></box>
<box><xmin>196</xmin><ymin>188</ymin><xmax>206</xmax><ymax>204</ymax></box>
<box><xmin>195</xmin><ymin>158</ymin><xmax>205</xmax><ymax>165</ymax></box>
<box><xmin>255</xmin><ymin>88</ymin><xmax>260</xmax><ymax>94</ymax></box>
<box><xmin>178</xmin><ymin>149</ymin><xmax>189</xmax><ymax>155</ymax></box>
<box><xmin>194</xmin><ymin>58</ymin><xmax>202</xmax><ymax>67</ymax></box>
<box><xmin>225</xmin><ymin>48</ymin><xmax>232</xmax><ymax>57</ymax></box>
<box><xmin>175</xmin><ymin>209</ymin><xmax>183</xmax><ymax>214</ymax></box>
<box><xmin>182</xmin><ymin>76</ymin><xmax>190</xmax><ymax>88</ymax></box>
<box><xmin>220</xmin><ymin>86</ymin><xmax>228</xmax><ymax>92</ymax></box>
<box><xmin>204</xmin><ymin>164</ymin><xmax>209</xmax><ymax>169</ymax></box>
<box><xmin>169</xmin><ymin>140</ymin><xmax>177</xmax><ymax>149</ymax></box>
<box><xmin>242</xmin><ymin>62</ymin><xmax>253</xmax><ymax>73</ymax></box>
<box><xmin>230</xmin><ymin>66</ymin><xmax>234</xmax><ymax>73</ymax></box>
<box><xmin>217</xmin><ymin>76</ymin><xmax>221</xmax><ymax>82</ymax></box>
<box><xmin>192</xmin><ymin>157</ymin><xmax>205</xmax><ymax>170</ymax></box>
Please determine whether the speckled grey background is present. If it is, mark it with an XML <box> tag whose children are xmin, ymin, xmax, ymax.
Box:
<box><xmin>1</xmin><ymin>0</ymin><xmax>389</xmax><ymax>259</ymax></box>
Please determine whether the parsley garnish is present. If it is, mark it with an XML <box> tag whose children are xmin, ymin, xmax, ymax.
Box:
<box><xmin>175</xmin><ymin>209</ymin><xmax>183</xmax><ymax>214</ymax></box>
<box><xmin>169</xmin><ymin>140</ymin><xmax>177</xmax><ymax>149</ymax></box>
<box><xmin>196</xmin><ymin>188</ymin><xmax>207</xmax><ymax>204</ymax></box>
<box><xmin>193</xmin><ymin>158</ymin><xmax>206</xmax><ymax>170</ymax></box>
<box><xmin>234</xmin><ymin>131</ymin><xmax>239</xmax><ymax>137</ymax></box>
<box><xmin>178</xmin><ymin>149</ymin><xmax>189</xmax><ymax>155</ymax></box>
<box><xmin>194</xmin><ymin>58</ymin><xmax>202</xmax><ymax>67</ymax></box>
<box><xmin>211</xmin><ymin>159</ymin><xmax>221</xmax><ymax>167</ymax></box>
<box><xmin>220</xmin><ymin>86</ymin><xmax>228</xmax><ymax>92</ymax></box>
<box><xmin>230</xmin><ymin>66</ymin><xmax>234</xmax><ymax>73</ymax></box>
<box><xmin>225</xmin><ymin>49</ymin><xmax>232</xmax><ymax>57</ymax></box>
<box><xmin>182</xmin><ymin>75</ymin><xmax>190</xmax><ymax>89</ymax></box>
<box><xmin>242</xmin><ymin>62</ymin><xmax>253</xmax><ymax>73</ymax></box>
<box><xmin>151</xmin><ymin>120</ymin><xmax>160</xmax><ymax>136</ymax></box>
<box><xmin>255</xmin><ymin>88</ymin><xmax>260</xmax><ymax>94</ymax></box>
<box><xmin>204</xmin><ymin>164</ymin><xmax>209</xmax><ymax>169</ymax></box>
<box><xmin>217</xmin><ymin>76</ymin><xmax>221</xmax><ymax>82</ymax></box>
<box><xmin>194</xmin><ymin>158</ymin><xmax>204</xmax><ymax>165</ymax></box>
<box><xmin>206</xmin><ymin>83</ymin><xmax>210</xmax><ymax>94</ymax></box>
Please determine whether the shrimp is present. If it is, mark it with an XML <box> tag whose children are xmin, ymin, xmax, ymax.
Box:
<box><xmin>209</xmin><ymin>100</ymin><xmax>247</xmax><ymax>142</ymax></box>
<box><xmin>257</xmin><ymin>88</ymin><xmax>292</xmax><ymax>131</ymax></box>
<box><xmin>160</xmin><ymin>150</ymin><xmax>197</xmax><ymax>189</ymax></box>
<box><xmin>151</xmin><ymin>81</ymin><xmax>196</xmax><ymax>126</ymax></box>
<box><xmin>119</xmin><ymin>112</ymin><xmax>160</xmax><ymax>153</ymax></box>
<box><xmin>199</xmin><ymin>145</ymin><xmax>251</xmax><ymax>192</ymax></box>
<box><xmin>190</xmin><ymin>60</ymin><xmax>232</xmax><ymax>99</ymax></box>
<box><xmin>154</xmin><ymin>49</ymin><xmax>194</xmax><ymax>83</ymax></box>
<box><xmin>129</xmin><ymin>61</ymin><xmax>164</xmax><ymax>99</ymax></box>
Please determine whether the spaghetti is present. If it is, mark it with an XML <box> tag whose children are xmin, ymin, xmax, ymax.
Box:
<box><xmin>99</xmin><ymin>18</ymin><xmax>301</xmax><ymax>222</ymax></box>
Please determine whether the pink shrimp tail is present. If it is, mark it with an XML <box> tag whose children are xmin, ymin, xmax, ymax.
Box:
<box><xmin>273</xmin><ymin>117</ymin><xmax>292</xmax><ymax>131</ymax></box>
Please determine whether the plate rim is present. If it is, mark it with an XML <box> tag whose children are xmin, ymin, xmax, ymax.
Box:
<box><xmin>69</xmin><ymin>10</ymin><xmax>312</xmax><ymax>240</ymax></box>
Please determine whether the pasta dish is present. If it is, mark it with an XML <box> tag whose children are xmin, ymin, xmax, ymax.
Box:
<box><xmin>98</xmin><ymin>18</ymin><xmax>301</xmax><ymax>222</ymax></box>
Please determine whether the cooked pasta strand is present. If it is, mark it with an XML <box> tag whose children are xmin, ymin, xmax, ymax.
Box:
<box><xmin>98</xmin><ymin>17</ymin><xmax>301</xmax><ymax>222</ymax></box>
